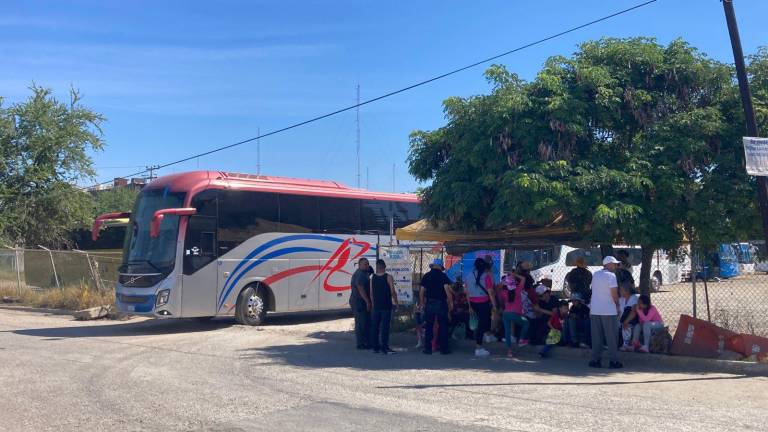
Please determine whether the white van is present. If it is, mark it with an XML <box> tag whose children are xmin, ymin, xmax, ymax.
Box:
<box><xmin>506</xmin><ymin>245</ymin><xmax>686</xmax><ymax>294</ymax></box>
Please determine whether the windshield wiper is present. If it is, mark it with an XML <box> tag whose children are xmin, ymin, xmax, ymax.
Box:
<box><xmin>127</xmin><ymin>259</ymin><xmax>163</xmax><ymax>274</ymax></box>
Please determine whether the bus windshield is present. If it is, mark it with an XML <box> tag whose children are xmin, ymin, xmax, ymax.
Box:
<box><xmin>121</xmin><ymin>188</ymin><xmax>186</xmax><ymax>274</ymax></box>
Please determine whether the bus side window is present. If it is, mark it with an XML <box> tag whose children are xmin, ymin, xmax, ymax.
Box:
<box><xmin>184</xmin><ymin>215</ymin><xmax>217</xmax><ymax>275</ymax></box>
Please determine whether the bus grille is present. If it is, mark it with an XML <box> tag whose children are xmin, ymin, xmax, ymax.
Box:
<box><xmin>119</xmin><ymin>294</ymin><xmax>149</xmax><ymax>304</ymax></box>
<box><xmin>119</xmin><ymin>273</ymin><xmax>163</xmax><ymax>287</ymax></box>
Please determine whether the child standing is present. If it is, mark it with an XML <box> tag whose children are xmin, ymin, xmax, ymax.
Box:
<box><xmin>501</xmin><ymin>271</ymin><xmax>529</xmax><ymax>358</ymax></box>
<box><xmin>632</xmin><ymin>294</ymin><xmax>664</xmax><ymax>353</ymax></box>
<box><xmin>539</xmin><ymin>301</ymin><xmax>569</xmax><ymax>358</ymax></box>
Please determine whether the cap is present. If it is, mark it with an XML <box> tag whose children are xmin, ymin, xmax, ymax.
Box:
<box><xmin>429</xmin><ymin>259</ymin><xmax>445</xmax><ymax>270</ymax></box>
<box><xmin>535</xmin><ymin>285</ymin><xmax>551</xmax><ymax>295</ymax></box>
<box><xmin>570</xmin><ymin>292</ymin><xmax>583</xmax><ymax>301</ymax></box>
<box><xmin>602</xmin><ymin>256</ymin><xmax>620</xmax><ymax>265</ymax></box>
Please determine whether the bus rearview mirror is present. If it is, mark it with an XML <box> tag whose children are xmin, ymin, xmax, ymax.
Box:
<box><xmin>150</xmin><ymin>208</ymin><xmax>197</xmax><ymax>238</ymax></box>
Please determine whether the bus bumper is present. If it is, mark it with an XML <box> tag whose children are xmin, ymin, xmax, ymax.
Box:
<box><xmin>115</xmin><ymin>280</ymin><xmax>180</xmax><ymax>317</ymax></box>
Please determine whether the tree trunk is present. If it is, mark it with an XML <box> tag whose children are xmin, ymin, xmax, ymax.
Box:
<box><xmin>600</xmin><ymin>244</ymin><xmax>614</xmax><ymax>258</ymax></box>
<box><xmin>639</xmin><ymin>245</ymin><xmax>654</xmax><ymax>296</ymax></box>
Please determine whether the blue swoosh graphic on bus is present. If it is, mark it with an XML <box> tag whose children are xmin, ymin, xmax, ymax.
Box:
<box><xmin>218</xmin><ymin>234</ymin><xmax>345</xmax><ymax>306</ymax></box>
<box><xmin>217</xmin><ymin>246</ymin><xmax>328</xmax><ymax>310</ymax></box>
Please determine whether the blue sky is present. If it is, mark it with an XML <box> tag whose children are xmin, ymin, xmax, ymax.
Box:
<box><xmin>2</xmin><ymin>0</ymin><xmax>767</xmax><ymax>193</ymax></box>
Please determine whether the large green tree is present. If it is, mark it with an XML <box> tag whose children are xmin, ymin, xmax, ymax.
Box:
<box><xmin>409</xmin><ymin>38</ymin><xmax>763</xmax><ymax>294</ymax></box>
<box><xmin>93</xmin><ymin>187</ymin><xmax>139</xmax><ymax>216</ymax></box>
<box><xmin>0</xmin><ymin>86</ymin><xmax>104</xmax><ymax>248</ymax></box>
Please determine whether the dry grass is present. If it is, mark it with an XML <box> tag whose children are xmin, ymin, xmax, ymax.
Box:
<box><xmin>0</xmin><ymin>281</ymin><xmax>114</xmax><ymax>311</ymax></box>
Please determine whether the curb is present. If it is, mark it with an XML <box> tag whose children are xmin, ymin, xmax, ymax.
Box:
<box><xmin>0</xmin><ymin>304</ymin><xmax>75</xmax><ymax>316</ymax></box>
<box><xmin>535</xmin><ymin>344</ymin><xmax>768</xmax><ymax>376</ymax></box>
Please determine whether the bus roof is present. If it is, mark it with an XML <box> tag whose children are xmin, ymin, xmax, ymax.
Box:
<box><xmin>144</xmin><ymin>171</ymin><xmax>420</xmax><ymax>204</ymax></box>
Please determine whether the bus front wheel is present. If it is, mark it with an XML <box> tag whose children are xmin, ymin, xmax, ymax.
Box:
<box><xmin>236</xmin><ymin>285</ymin><xmax>267</xmax><ymax>326</ymax></box>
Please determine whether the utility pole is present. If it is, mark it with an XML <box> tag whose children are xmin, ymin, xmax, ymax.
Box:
<box><xmin>146</xmin><ymin>165</ymin><xmax>160</xmax><ymax>182</ymax></box>
<box><xmin>356</xmin><ymin>84</ymin><xmax>361</xmax><ymax>188</ymax></box>
<box><xmin>392</xmin><ymin>163</ymin><xmax>395</xmax><ymax>192</ymax></box>
<box><xmin>722</xmin><ymin>0</ymin><xmax>768</xmax><ymax>246</ymax></box>
<box><xmin>257</xmin><ymin>127</ymin><xmax>261</xmax><ymax>176</ymax></box>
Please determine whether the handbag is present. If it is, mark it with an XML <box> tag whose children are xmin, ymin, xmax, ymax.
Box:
<box><xmin>469</xmin><ymin>311</ymin><xmax>479</xmax><ymax>331</ymax></box>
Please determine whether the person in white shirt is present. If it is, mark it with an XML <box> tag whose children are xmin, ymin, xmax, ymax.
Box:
<box><xmin>589</xmin><ymin>256</ymin><xmax>623</xmax><ymax>369</ymax></box>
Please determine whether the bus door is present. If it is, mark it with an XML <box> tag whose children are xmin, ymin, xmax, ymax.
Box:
<box><xmin>181</xmin><ymin>215</ymin><xmax>219</xmax><ymax>317</ymax></box>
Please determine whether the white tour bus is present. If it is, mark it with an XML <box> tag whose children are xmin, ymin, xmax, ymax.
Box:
<box><xmin>93</xmin><ymin>171</ymin><xmax>420</xmax><ymax>325</ymax></box>
<box><xmin>507</xmin><ymin>245</ymin><xmax>686</xmax><ymax>293</ymax></box>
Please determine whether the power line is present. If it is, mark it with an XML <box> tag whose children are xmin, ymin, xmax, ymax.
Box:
<box><xmin>84</xmin><ymin>0</ymin><xmax>657</xmax><ymax>190</ymax></box>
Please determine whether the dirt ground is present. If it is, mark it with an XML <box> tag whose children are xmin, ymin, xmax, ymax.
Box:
<box><xmin>1</xmin><ymin>307</ymin><xmax>767</xmax><ymax>431</ymax></box>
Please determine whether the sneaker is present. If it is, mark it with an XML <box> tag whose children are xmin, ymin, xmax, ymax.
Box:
<box><xmin>518</xmin><ymin>339</ymin><xmax>529</xmax><ymax>348</ymax></box>
<box><xmin>475</xmin><ymin>347</ymin><xmax>490</xmax><ymax>357</ymax></box>
<box><xmin>609</xmin><ymin>361</ymin><xmax>624</xmax><ymax>369</ymax></box>
<box><xmin>382</xmin><ymin>348</ymin><xmax>397</xmax><ymax>355</ymax></box>
<box><xmin>507</xmin><ymin>349</ymin><xmax>515</xmax><ymax>358</ymax></box>
<box><xmin>588</xmin><ymin>360</ymin><xmax>602</xmax><ymax>368</ymax></box>
<box><xmin>483</xmin><ymin>334</ymin><xmax>498</xmax><ymax>343</ymax></box>
<box><xmin>508</xmin><ymin>336</ymin><xmax>517</xmax><ymax>344</ymax></box>
<box><xmin>638</xmin><ymin>345</ymin><xmax>650</xmax><ymax>353</ymax></box>
<box><xmin>578</xmin><ymin>343</ymin><xmax>589</xmax><ymax>349</ymax></box>
<box><xmin>632</xmin><ymin>340</ymin><xmax>641</xmax><ymax>349</ymax></box>
<box><xmin>619</xmin><ymin>344</ymin><xmax>632</xmax><ymax>352</ymax></box>
<box><xmin>415</xmin><ymin>340</ymin><xmax>423</xmax><ymax>349</ymax></box>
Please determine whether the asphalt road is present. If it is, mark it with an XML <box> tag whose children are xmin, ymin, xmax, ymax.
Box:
<box><xmin>0</xmin><ymin>308</ymin><xmax>766</xmax><ymax>432</ymax></box>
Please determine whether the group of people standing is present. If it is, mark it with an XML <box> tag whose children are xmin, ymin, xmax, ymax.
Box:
<box><xmin>349</xmin><ymin>257</ymin><xmax>399</xmax><ymax>355</ymax></box>
<box><xmin>349</xmin><ymin>250</ymin><xmax>665</xmax><ymax>368</ymax></box>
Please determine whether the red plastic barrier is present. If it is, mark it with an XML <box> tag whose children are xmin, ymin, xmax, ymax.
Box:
<box><xmin>670</xmin><ymin>315</ymin><xmax>736</xmax><ymax>359</ymax></box>
<box><xmin>726</xmin><ymin>334</ymin><xmax>768</xmax><ymax>360</ymax></box>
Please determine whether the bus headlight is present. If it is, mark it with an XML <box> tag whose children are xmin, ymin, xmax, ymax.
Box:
<box><xmin>156</xmin><ymin>289</ymin><xmax>170</xmax><ymax>307</ymax></box>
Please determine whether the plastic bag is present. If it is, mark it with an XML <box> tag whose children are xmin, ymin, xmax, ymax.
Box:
<box><xmin>546</xmin><ymin>329</ymin><xmax>561</xmax><ymax>345</ymax></box>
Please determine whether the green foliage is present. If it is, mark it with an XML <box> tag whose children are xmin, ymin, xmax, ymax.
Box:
<box><xmin>0</xmin><ymin>85</ymin><xmax>104</xmax><ymax>247</ymax></box>
<box><xmin>93</xmin><ymin>187</ymin><xmax>138</xmax><ymax>215</ymax></box>
<box><xmin>408</xmin><ymin>38</ymin><xmax>765</xmax><ymax>289</ymax></box>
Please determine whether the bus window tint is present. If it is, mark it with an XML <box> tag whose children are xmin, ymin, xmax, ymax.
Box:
<box><xmin>393</xmin><ymin>202</ymin><xmax>420</xmax><ymax>228</ymax></box>
<box><xmin>218</xmin><ymin>191</ymin><xmax>279</xmax><ymax>252</ymax></box>
<box><xmin>361</xmin><ymin>200</ymin><xmax>391</xmax><ymax>232</ymax></box>
<box><xmin>565</xmin><ymin>248</ymin><xmax>603</xmax><ymax>266</ymax></box>
<box><xmin>361</xmin><ymin>200</ymin><xmax>421</xmax><ymax>232</ymax></box>
<box><xmin>190</xmin><ymin>189</ymin><xmax>218</xmax><ymax>217</ymax></box>
<box><xmin>278</xmin><ymin>194</ymin><xmax>319</xmax><ymax>233</ymax></box>
<box><xmin>319</xmin><ymin>198</ymin><xmax>360</xmax><ymax>232</ymax></box>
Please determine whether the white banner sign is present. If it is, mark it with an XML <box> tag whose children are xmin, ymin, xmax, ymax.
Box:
<box><xmin>381</xmin><ymin>247</ymin><xmax>413</xmax><ymax>305</ymax></box>
<box><xmin>744</xmin><ymin>137</ymin><xmax>768</xmax><ymax>176</ymax></box>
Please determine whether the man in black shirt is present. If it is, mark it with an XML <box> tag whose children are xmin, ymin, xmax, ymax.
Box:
<box><xmin>349</xmin><ymin>258</ymin><xmax>372</xmax><ymax>349</ymax></box>
<box><xmin>565</xmin><ymin>256</ymin><xmax>593</xmax><ymax>303</ymax></box>
<box><xmin>615</xmin><ymin>250</ymin><xmax>635</xmax><ymax>291</ymax></box>
<box><xmin>418</xmin><ymin>259</ymin><xmax>454</xmax><ymax>355</ymax></box>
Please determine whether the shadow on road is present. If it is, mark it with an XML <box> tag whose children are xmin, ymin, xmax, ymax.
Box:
<box><xmin>375</xmin><ymin>375</ymin><xmax>752</xmax><ymax>389</ymax></box>
<box><xmin>6</xmin><ymin>310</ymin><xmax>352</xmax><ymax>339</ymax></box>
<box><xmin>236</xmin><ymin>329</ymin><xmax>739</xmax><ymax>379</ymax></box>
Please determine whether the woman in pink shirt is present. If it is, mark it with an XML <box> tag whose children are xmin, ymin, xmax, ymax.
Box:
<box><xmin>632</xmin><ymin>294</ymin><xmax>664</xmax><ymax>353</ymax></box>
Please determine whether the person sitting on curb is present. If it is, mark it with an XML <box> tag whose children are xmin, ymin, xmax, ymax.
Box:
<box><xmin>632</xmin><ymin>294</ymin><xmax>664</xmax><ymax>353</ymax></box>
<box><xmin>539</xmin><ymin>301</ymin><xmax>570</xmax><ymax>358</ymax></box>
<box><xmin>566</xmin><ymin>292</ymin><xmax>590</xmax><ymax>348</ymax></box>
<box><xmin>618</xmin><ymin>285</ymin><xmax>639</xmax><ymax>352</ymax></box>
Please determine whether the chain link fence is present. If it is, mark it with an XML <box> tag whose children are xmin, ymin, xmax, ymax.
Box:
<box><xmin>0</xmin><ymin>248</ymin><xmax>120</xmax><ymax>298</ymax></box>
<box><xmin>377</xmin><ymin>243</ymin><xmax>767</xmax><ymax>338</ymax></box>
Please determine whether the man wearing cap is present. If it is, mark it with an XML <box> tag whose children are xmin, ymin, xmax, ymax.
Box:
<box><xmin>530</xmin><ymin>283</ymin><xmax>559</xmax><ymax>345</ymax></box>
<box><xmin>418</xmin><ymin>259</ymin><xmax>454</xmax><ymax>355</ymax></box>
<box><xmin>589</xmin><ymin>256</ymin><xmax>623</xmax><ymax>369</ymax></box>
